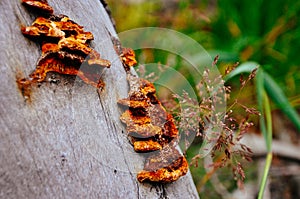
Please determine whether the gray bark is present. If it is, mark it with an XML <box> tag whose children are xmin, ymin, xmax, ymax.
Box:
<box><xmin>0</xmin><ymin>0</ymin><xmax>199</xmax><ymax>198</ymax></box>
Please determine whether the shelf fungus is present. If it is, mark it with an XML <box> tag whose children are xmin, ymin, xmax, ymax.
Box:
<box><xmin>137</xmin><ymin>146</ymin><xmax>188</xmax><ymax>183</ymax></box>
<box><xmin>111</xmin><ymin>37</ymin><xmax>137</xmax><ymax>72</ymax></box>
<box><xmin>22</xmin><ymin>0</ymin><xmax>54</xmax><ymax>14</ymax></box>
<box><xmin>118</xmin><ymin>74</ymin><xmax>188</xmax><ymax>183</ymax></box>
<box><xmin>118</xmin><ymin>75</ymin><xmax>178</xmax><ymax>152</ymax></box>
<box><xmin>17</xmin><ymin>1</ymin><xmax>111</xmax><ymax>98</ymax></box>
<box><xmin>120</xmin><ymin>48</ymin><xmax>137</xmax><ymax>68</ymax></box>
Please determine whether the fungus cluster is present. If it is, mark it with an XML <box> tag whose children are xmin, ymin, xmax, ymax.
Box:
<box><xmin>118</xmin><ymin>75</ymin><xmax>188</xmax><ymax>183</ymax></box>
<box><xmin>18</xmin><ymin>0</ymin><xmax>111</xmax><ymax>97</ymax></box>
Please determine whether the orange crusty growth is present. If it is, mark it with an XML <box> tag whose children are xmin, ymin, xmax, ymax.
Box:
<box><xmin>22</xmin><ymin>0</ymin><xmax>54</xmax><ymax>14</ymax></box>
<box><xmin>118</xmin><ymin>75</ymin><xmax>178</xmax><ymax>152</ymax></box>
<box><xmin>118</xmin><ymin>74</ymin><xmax>188</xmax><ymax>183</ymax></box>
<box><xmin>121</xmin><ymin>48</ymin><xmax>137</xmax><ymax>68</ymax></box>
<box><xmin>18</xmin><ymin>12</ymin><xmax>111</xmax><ymax>97</ymax></box>
<box><xmin>137</xmin><ymin>147</ymin><xmax>188</xmax><ymax>183</ymax></box>
<box><xmin>111</xmin><ymin>37</ymin><xmax>137</xmax><ymax>72</ymax></box>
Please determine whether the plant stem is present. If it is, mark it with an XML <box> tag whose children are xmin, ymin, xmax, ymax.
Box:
<box><xmin>258</xmin><ymin>152</ymin><xmax>273</xmax><ymax>199</ymax></box>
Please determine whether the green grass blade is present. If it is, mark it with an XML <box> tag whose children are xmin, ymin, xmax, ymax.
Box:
<box><xmin>223</xmin><ymin>61</ymin><xmax>259</xmax><ymax>82</ymax></box>
<box><xmin>257</xmin><ymin>69</ymin><xmax>273</xmax><ymax>198</ymax></box>
<box><xmin>258</xmin><ymin>152</ymin><xmax>273</xmax><ymax>199</ymax></box>
<box><xmin>256</xmin><ymin>69</ymin><xmax>273</xmax><ymax>150</ymax></box>
<box><xmin>256</xmin><ymin>69</ymin><xmax>268</xmax><ymax>145</ymax></box>
<box><xmin>264</xmin><ymin>91</ymin><xmax>273</xmax><ymax>151</ymax></box>
<box><xmin>264</xmin><ymin>72</ymin><xmax>300</xmax><ymax>132</ymax></box>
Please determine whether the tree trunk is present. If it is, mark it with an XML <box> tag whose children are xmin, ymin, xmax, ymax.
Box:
<box><xmin>0</xmin><ymin>0</ymin><xmax>199</xmax><ymax>198</ymax></box>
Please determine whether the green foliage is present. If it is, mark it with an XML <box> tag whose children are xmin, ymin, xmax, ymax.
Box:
<box><xmin>223</xmin><ymin>62</ymin><xmax>258</xmax><ymax>82</ymax></box>
<box><xmin>208</xmin><ymin>0</ymin><xmax>300</xmax><ymax>97</ymax></box>
<box><xmin>225</xmin><ymin>63</ymin><xmax>300</xmax><ymax>197</ymax></box>
<box><xmin>225</xmin><ymin>63</ymin><xmax>300</xmax><ymax>132</ymax></box>
<box><xmin>263</xmin><ymin>72</ymin><xmax>300</xmax><ymax>131</ymax></box>
<box><xmin>256</xmin><ymin>71</ymin><xmax>273</xmax><ymax>199</ymax></box>
<box><xmin>109</xmin><ymin>0</ymin><xmax>300</xmax><ymax>98</ymax></box>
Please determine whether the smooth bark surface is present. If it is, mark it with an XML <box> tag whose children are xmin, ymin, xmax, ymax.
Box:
<box><xmin>0</xmin><ymin>0</ymin><xmax>199</xmax><ymax>198</ymax></box>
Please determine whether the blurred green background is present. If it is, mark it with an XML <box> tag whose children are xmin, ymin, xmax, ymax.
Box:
<box><xmin>106</xmin><ymin>0</ymin><xmax>300</xmax><ymax>198</ymax></box>
<box><xmin>107</xmin><ymin>0</ymin><xmax>300</xmax><ymax>97</ymax></box>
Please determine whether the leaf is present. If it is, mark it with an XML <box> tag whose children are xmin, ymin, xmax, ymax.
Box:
<box><xmin>256</xmin><ymin>69</ymin><xmax>266</xmax><ymax>136</ymax></box>
<box><xmin>263</xmin><ymin>72</ymin><xmax>300</xmax><ymax>132</ymax></box>
<box><xmin>224</xmin><ymin>61</ymin><xmax>259</xmax><ymax>82</ymax></box>
<box><xmin>256</xmin><ymin>69</ymin><xmax>273</xmax><ymax>199</ymax></box>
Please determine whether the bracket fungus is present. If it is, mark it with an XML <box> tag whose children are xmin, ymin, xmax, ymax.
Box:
<box><xmin>118</xmin><ymin>75</ymin><xmax>188</xmax><ymax>183</ymax></box>
<box><xmin>18</xmin><ymin>1</ymin><xmax>111</xmax><ymax>98</ymax></box>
